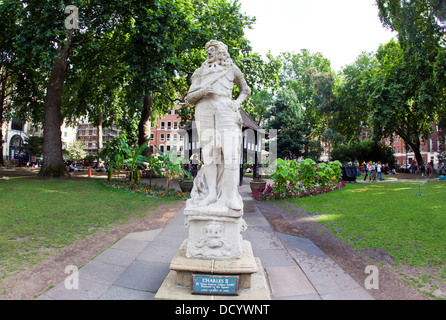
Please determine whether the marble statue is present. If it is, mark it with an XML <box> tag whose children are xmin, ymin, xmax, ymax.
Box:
<box><xmin>184</xmin><ymin>40</ymin><xmax>251</xmax><ymax>260</ymax></box>
<box><xmin>186</xmin><ymin>39</ymin><xmax>251</xmax><ymax>212</ymax></box>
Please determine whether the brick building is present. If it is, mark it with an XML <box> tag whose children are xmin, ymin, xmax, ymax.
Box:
<box><xmin>77</xmin><ymin>122</ymin><xmax>120</xmax><ymax>155</ymax></box>
<box><xmin>149</xmin><ymin>105</ymin><xmax>184</xmax><ymax>156</ymax></box>
<box><xmin>387</xmin><ymin>122</ymin><xmax>445</xmax><ymax>170</ymax></box>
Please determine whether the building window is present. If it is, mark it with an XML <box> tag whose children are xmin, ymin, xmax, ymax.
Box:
<box><xmin>166</xmin><ymin>133</ymin><xmax>171</xmax><ymax>141</ymax></box>
<box><xmin>150</xmin><ymin>133</ymin><xmax>154</xmax><ymax>141</ymax></box>
<box><xmin>11</xmin><ymin>118</ymin><xmax>23</xmax><ymax>131</ymax></box>
<box><xmin>174</xmin><ymin>121</ymin><xmax>178</xmax><ymax>129</ymax></box>
<box><xmin>160</xmin><ymin>122</ymin><xmax>165</xmax><ymax>129</ymax></box>
<box><xmin>159</xmin><ymin>145</ymin><xmax>164</xmax><ymax>153</ymax></box>
<box><xmin>173</xmin><ymin>134</ymin><xmax>178</xmax><ymax>142</ymax></box>
<box><xmin>167</xmin><ymin>121</ymin><xmax>172</xmax><ymax>129</ymax></box>
<box><xmin>160</xmin><ymin>133</ymin><xmax>165</xmax><ymax>141</ymax></box>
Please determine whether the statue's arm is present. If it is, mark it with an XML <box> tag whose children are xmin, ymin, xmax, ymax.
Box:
<box><xmin>186</xmin><ymin>69</ymin><xmax>212</xmax><ymax>105</ymax></box>
<box><xmin>232</xmin><ymin>66</ymin><xmax>251</xmax><ymax>110</ymax></box>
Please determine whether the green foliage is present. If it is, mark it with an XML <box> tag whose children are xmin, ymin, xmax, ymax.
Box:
<box><xmin>271</xmin><ymin>158</ymin><xmax>299</xmax><ymax>194</ymax></box>
<box><xmin>120</xmin><ymin>139</ymin><xmax>149</xmax><ymax>184</ymax></box>
<box><xmin>155</xmin><ymin>146</ymin><xmax>188</xmax><ymax>196</ymax></box>
<box><xmin>144</xmin><ymin>152</ymin><xmax>162</xmax><ymax>187</ymax></box>
<box><xmin>334</xmin><ymin>52</ymin><xmax>379</xmax><ymax>142</ymax></box>
<box><xmin>21</xmin><ymin>136</ymin><xmax>44</xmax><ymax>159</ymax></box>
<box><xmin>270</xmin><ymin>158</ymin><xmax>342</xmax><ymax>195</ymax></box>
<box><xmin>298</xmin><ymin>158</ymin><xmax>317</xmax><ymax>188</ymax></box>
<box><xmin>316</xmin><ymin>160</ymin><xmax>342</xmax><ymax>188</ymax></box>
<box><xmin>330</xmin><ymin>140</ymin><xmax>396</xmax><ymax>166</ymax></box>
<box><xmin>98</xmin><ymin>150</ymin><xmax>118</xmax><ymax>182</ymax></box>
<box><xmin>67</xmin><ymin>140</ymin><xmax>87</xmax><ymax>161</ymax></box>
<box><xmin>265</xmin><ymin>50</ymin><xmax>337</xmax><ymax>160</ymax></box>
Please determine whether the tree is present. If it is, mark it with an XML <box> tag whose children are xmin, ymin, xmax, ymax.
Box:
<box><xmin>68</xmin><ymin>140</ymin><xmax>87</xmax><ymax>161</ymax></box>
<box><xmin>0</xmin><ymin>1</ymin><xmax>46</xmax><ymax>166</ymax></box>
<box><xmin>264</xmin><ymin>50</ymin><xmax>337</xmax><ymax>161</ymax></box>
<box><xmin>1</xmin><ymin>0</ymin><xmax>138</xmax><ymax>177</ymax></box>
<box><xmin>21</xmin><ymin>136</ymin><xmax>44</xmax><ymax>160</ymax></box>
<box><xmin>62</xmin><ymin>27</ymin><xmax>128</xmax><ymax>154</ymax></box>
<box><xmin>246</xmin><ymin>88</ymin><xmax>274</xmax><ymax>127</ymax></box>
<box><xmin>266</xmin><ymin>88</ymin><xmax>318</xmax><ymax>160</ymax></box>
<box><xmin>374</xmin><ymin>0</ymin><xmax>446</xmax><ymax>165</ymax></box>
<box><xmin>122</xmin><ymin>0</ymin><xmax>257</xmax><ymax>156</ymax></box>
<box><xmin>334</xmin><ymin>52</ymin><xmax>379</xmax><ymax>142</ymax></box>
<box><xmin>330</xmin><ymin>140</ymin><xmax>395</xmax><ymax>166</ymax></box>
<box><xmin>370</xmin><ymin>39</ymin><xmax>438</xmax><ymax>166</ymax></box>
<box><xmin>278</xmin><ymin>50</ymin><xmax>337</xmax><ymax>147</ymax></box>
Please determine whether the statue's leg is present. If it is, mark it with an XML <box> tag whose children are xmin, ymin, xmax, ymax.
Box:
<box><xmin>199</xmin><ymin>162</ymin><xmax>217</xmax><ymax>206</ymax></box>
<box><xmin>223</xmin><ymin>166</ymin><xmax>242</xmax><ymax>211</ymax></box>
<box><xmin>221</xmin><ymin>127</ymin><xmax>243</xmax><ymax>211</ymax></box>
<box><xmin>195</xmin><ymin>105</ymin><xmax>219</xmax><ymax>206</ymax></box>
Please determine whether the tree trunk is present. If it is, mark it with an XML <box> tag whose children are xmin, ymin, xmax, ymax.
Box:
<box><xmin>0</xmin><ymin>84</ymin><xmax>5</xmax><ymax>167</ymax></box>
<box><xmin>138</xmin><ymin>93</ymin><xmax>153</xmax><ymax>157</ymax></box>
<box><xmin>97</xmin><ymin>109</ymin><xmax>103</xmax><ymax>154</ymax></box>
<box><xmin>0</xmin><ymin>105</ymin><xmax>4</xmax><ymax>167</ymax></box>
<box><xmin>407</xmin><ymin>141</ymin><xmax>424</xmax><ymax>167</ymax></box>
<box><xmin>0</xmin><ymin>68</ymin><xmax>8</xmax><ymax>167</ymax></box>
<box><xmin>38</xmin><ymin>33</ymin><xmax>72</xmax><ymax>178</ymax></box>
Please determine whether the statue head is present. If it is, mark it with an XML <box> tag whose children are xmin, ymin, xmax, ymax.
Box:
<box><xmin>204</xmin><ymin>40</ymin><xmax>232</xmax><ymax>66</ymax></box>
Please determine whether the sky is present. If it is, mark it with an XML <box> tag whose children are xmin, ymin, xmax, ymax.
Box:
<box><xmin>238</xmin><ymin>0</ymin><xmax>397</xmax><ymax>71</ymax></box>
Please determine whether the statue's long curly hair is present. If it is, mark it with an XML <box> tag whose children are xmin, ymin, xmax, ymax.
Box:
<box><xmin>204</xmin><ymin>40</ymin><xmax>233</xmax><ymax>67</ymax></box>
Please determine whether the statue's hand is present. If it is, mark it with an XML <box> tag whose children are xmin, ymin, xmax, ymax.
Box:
<box><xmin>203</xmin><ymin>87</ymin><xmax>214</xmax><ymax>96</ymax></box>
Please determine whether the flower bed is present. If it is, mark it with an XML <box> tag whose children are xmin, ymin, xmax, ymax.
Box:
<box><xmin>252</xmin><ymin>180</ymin><xmax>346</xmax><ymax>201</ymax></box>
<box><xmin>252</xmin><ymin>158</ymin><xmax>346</xmax><ymax>201</ymax></box>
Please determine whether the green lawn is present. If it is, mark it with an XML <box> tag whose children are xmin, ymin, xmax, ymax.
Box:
<box><xmin>284</xmin><ymin>180</ymin><xmax>446</xmax><ymax>298</ymax></box>
<box><xmin>0</xmin><ymin>177</ymin><xmax>176</xmax><ymax>280</ymax></box>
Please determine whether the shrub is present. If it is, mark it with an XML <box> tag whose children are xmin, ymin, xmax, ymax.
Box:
<box><xmin>253</xmin><ymin>158</ymin><xmax>345</xmax><ymax>201</ymax></box>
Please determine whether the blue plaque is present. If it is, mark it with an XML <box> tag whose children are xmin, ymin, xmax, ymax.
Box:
<box><xmin>192</xmin><ymin>274</ymin><xmax>239</xmax><ymax>295</ymax></box>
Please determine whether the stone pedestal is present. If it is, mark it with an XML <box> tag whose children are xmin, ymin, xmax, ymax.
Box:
<box><xmin>155</xmin><ymin>240</ymin><xmax>271</xmax><ymax>300</ymax></box>
<box><xmin>184</xmin><ymin>204</ymin><xmax>246</xmax><ymax>260</ymax></box>
<box><xmin>154</xmin><ymin>201</ymin><xmax>271</xmax><ymax>300</ymax></box>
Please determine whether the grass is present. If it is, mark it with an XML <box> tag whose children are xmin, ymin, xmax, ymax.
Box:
<box><xmin>0</xmin><ymin>176</ymin><xmax>177</xmax><ymax>280</ymax></box>
<box><xmin>283</xmin><ymin>180</ymin><xmax>446</xmax><ymax>298</ymax></box>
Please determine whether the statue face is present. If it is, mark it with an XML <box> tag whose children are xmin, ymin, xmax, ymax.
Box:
<box><xmin>207</xmin><ymin>46</ymin><xmax>216</xmax><ymax>63</ymax></box>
